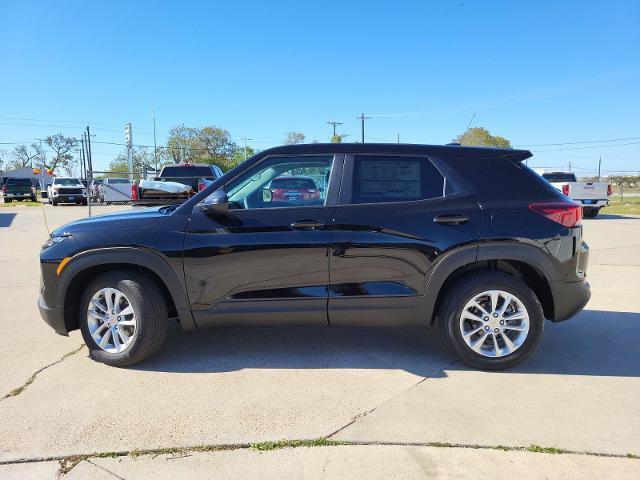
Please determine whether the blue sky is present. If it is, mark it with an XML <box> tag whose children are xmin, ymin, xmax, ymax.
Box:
<box><xmin>1</xmin><ymin>0</ymin><xmax>639</xmax><ymax>174</ymax></box>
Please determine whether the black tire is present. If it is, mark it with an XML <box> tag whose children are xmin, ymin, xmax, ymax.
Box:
<box><xmin>81</xmin><ymin>199</ymin><xmax>88</xmax><ymax>206</ymax></box>
<box><xmin>439</xmin><ymin>271</ymin><xmax>544</xmax><ymax>370</ymax></box>
<box><xmin>583</xmin><ymin>207</ymin><xmax>599</xmax><ymax>218</ymax></box>
<box><xmin>4</xmin><ymin>198</ymin><xmax>12</xmax><ymax>203</ymax></box>
<box><xmin>79</xmin><ymin>270</ymin><xmax>168</xmax><ymax>367</ymax></box>
<box><xmin>52</xmin><ymin>199</ymin><xmax>58</xmax><ymax>206</ymax></box>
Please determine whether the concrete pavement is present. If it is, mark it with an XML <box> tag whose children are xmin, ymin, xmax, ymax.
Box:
<box><xmin>0</xmin><ymin>204</ymin><xmax>638</xmax><ymax>478</ymax></box>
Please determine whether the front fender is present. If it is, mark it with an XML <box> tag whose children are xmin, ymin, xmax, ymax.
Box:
<box><xmin>56</xmin><ymin>247</ymin><xmax>196</xmax><ymax>331</ymax></box>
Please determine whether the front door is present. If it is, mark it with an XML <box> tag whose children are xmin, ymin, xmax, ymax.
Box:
<box><xmin>184</xmin><ymin>154</ymin><xmax>341</xmax><ymax>328</ymax></box>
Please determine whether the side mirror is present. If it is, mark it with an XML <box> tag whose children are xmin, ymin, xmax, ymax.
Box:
<box><xmin>200</xmin><ymin>189</ymin><xmax>228</xmax><ymax>216</ymax></box>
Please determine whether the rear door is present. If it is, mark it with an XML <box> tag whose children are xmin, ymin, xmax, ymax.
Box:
<box><xmin>328</xmin><ymin>154</ymin><xmax>481</xmax><ymax>326</ymax></box>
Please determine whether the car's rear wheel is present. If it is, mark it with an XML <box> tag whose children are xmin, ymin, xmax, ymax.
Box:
<box><xmin>52</xmin><ymin>199</ymin><xmax>58</xmax><ymax>206</ymax></box>
<box><xmin>439</xmin><ymin>271</ymin><xmax>544</xmax><ymax>370</ymax></box>
<box><xmin>79</xmin><ymin>270</ymin><xmax>168</xmax><ymax>367</ymax></box>
<box><xmin>4</xmin><ymin>198</ymin><xmax>12</xmax><ymax>203</ymax></box>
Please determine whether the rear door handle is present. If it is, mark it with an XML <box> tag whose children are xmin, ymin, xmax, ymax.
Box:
<box><xmin>433</xmin><ymin>214</ymin><xmax>468</xmax><ymax>226</ymax></box>
<box><xmin>290</xmin><ymin>219</ymin><xmax>325</xmax><ymax>230</ymax></box>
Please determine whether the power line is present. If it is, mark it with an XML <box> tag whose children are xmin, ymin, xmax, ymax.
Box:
<box><xmin>516</xmin><ymin>136</ymin><xmax>640</xmax><ymax>147</ymax></box>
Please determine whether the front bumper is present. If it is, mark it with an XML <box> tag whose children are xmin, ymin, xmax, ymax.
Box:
<box><xmin>549</xmin><ymin>279</ymin><xmax>591</xmax><ymax>322</ymax></box>
<box><xmin>38</xmin><ymin>294</ymin><xmax>68</xmax><ymax>336</ymax></box>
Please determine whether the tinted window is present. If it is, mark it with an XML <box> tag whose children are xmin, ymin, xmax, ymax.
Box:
<box><xmin>542</xmin><ymin>173</ymin><xmax>577</xmax><ymax>183</ymax></box>
<box><xmin>351</xmin><ymin>155</ymin><xmax>444</xmax><ymax>204</ymax></box>
<box><xmin>161</xmin><ymin>166</ymin><xmax>213</xmax><ymax>177</ymax></box>
<box><xmin>224</xmin><ymin>155</ymin><xmax>333</xmax><ymax>209</ymax></box>
<box><xmin>270</xmin><ymin>178</ymin><xmax>317</xmax><ymax>189</ymax></box>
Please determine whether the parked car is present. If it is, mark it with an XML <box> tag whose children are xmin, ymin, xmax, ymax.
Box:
<box><xmin>269</xmin><ymin>176</ymin><xmax>321</xmax><ymax>202</ymax></box>
<box><xmin>538</xmin><ymin>171</ymin><xmax>611</xmax><ymax>218</ymax></box>
<box><xmin>47</xmin><ymin>177</ymin><xmax>88</xmax><ymax>206</ymax></box>
<box><xmin>2</xmin><ymin>177</ymin><xmax>36</xmax><ymax>202</ymax></box>
<box><xmin>39</xmin><ymin>143</ymin><xmax>590</xmax><ymax>370</ymax></box>
<box><xmin>98</xmin><ymin>177</ymin><xmax>133</xmax><ymax>203</ymax></box>
<box><xmin>132</xmin><ymin>163</ymin><xmax>224</xmax><ymax>205</ymax></box>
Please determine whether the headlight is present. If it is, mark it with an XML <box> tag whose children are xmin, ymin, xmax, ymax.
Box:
<box><xmin>42</xmin><ymin>235</ymin><xmax>69</xmax><ymax>249</ymax></box>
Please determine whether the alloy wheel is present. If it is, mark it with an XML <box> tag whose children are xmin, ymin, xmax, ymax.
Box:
<box><xmin>458</xmin><ymin>290</ymin><xmax>530</xmax><ymax>358</ymax></box>
<box><xmin>87</xmin><ymin>287</ymin><xmax>137</xmax><ymax>353</ymax></box>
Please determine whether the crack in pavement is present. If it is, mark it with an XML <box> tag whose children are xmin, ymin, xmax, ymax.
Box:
<box><xmin>85</xmin><ymin>459</ymin><xmax>128</xmax><ymax>480</ymax></box>
<box><xmin>1</xmin><ymin>344</ymin><xmax>84</xmax><ymax>401</ymax></box>
<box><xmin>325</xmin><ymin>359</ymin><xmax>458</xmax><ymax>439</ymax></box>
<box><xmin>0</xmin><ymin>439</ymin><xmax>637</xmax><ymax>472</ymax></box>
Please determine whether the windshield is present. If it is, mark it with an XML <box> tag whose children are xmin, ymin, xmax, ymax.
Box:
<box><xmin>55</xmin><ymin>178</ymin><xmax>82</xmax><ymax>186</ymax></box>
<box><xmin>7</xmin><ymin>178</ymin><xmax>32</xmax><ymax>186</ymax></box>
<box><xmin>542</xmin><ymin>173</ymin><xmax>577</xmax><ymax>183</ymax></box>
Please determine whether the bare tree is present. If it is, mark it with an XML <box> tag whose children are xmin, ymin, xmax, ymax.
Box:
<box><xmin>12</xmin><ymin>143</ymin><xmax>43</xmax><ymax>168</ymax></box>
<box><xmin>283</xmin><ymin>132</ymin><xmax>305</xmax><ymax>145</ymax></box>
<box><xmin>45</xmin><ymin>134</ymin><xmax>78</xmax><ymax>175</ymax></box>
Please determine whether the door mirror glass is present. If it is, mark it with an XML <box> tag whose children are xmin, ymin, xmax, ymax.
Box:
<box><xmin>200</xmin><ymin>189</ymin><xmax>228</xmax><ymax>215</ymax></box>
<box><xmin>260</xmin><ymin>187</ymin><xmax>273</xmax><ymax>203</ymax></box>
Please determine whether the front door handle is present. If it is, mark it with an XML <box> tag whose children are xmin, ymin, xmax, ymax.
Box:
<box><xmin>290</xmin><ymin>219</ymin><xmax>325</xmax><ymax>230</ymax></box>
<box><xmin>433</xmin><ymin>214</ymin><xmax>468</xmax><ymax>226</ymax></box>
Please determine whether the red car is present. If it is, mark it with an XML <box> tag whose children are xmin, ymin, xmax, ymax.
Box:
<box><xmin>270</xmin><ymin>176</ymin><xmax>320</xmax><ymax>201</ymax></box>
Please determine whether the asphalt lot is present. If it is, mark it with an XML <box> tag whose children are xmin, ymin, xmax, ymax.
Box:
<box><xmin>0</xmin><ymin>203</ymin><xmax>639</xmax><ymax>479</ymax></box>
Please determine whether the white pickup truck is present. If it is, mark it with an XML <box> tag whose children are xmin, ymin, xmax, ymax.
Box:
<box><xmin>47</xmin><ymin>177</ymin><xmax>88</xmax><ymax>206</ymax></box>
<box><xmin>538</xmin><ymin>171</ymin><xmax>611</xmax><ymax>218</ymax></box>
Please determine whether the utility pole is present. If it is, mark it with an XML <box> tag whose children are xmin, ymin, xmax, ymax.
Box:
<box><xmin>326</xmin><ymin>121</ymin><xmax>343</xmax><ymax>138</ymax></box>
<box><xmin>568</xmin><ymin>161</ymin><xmax>572</xmax><ymax>172</ymax></box>
<box><xmin>152</xmin><ymin>110</ymin><xmax>158</xmax><ymax>172</ymax></box>
<box><xmin>356</xmin><ymin>113</ymin><xmax>371</xmax><ymax>143</ymax></box>
<box><xmin>124</xmin><ymin>123</ymin><xmax>133</xmax><ymax>182</ymax></box>
<box><xmin>39</xmin><ymin>138</ymin><xmax>45</xmax><ymax>193</ymax></box>
<box><xmin>240</xmin><ymin>137</ymin><xmax>252</xmax><ymax>160</ymax></box>
<box><xmin>397</xmin><ymin>132</ymin><xmax>400</xmax><ymax>144</ymax></box>
<box><xmin>598</xmin><ymin>156</ymin><xmax>602</xmax><ymax>181</ymax></box>
<box><xmin>85</xmin><ymin>126</ymin><xmax>93</xmax><ymax>217</ymax></box>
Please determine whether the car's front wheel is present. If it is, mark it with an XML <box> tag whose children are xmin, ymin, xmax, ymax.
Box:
<box><xmin>79</xmin><ymin>270</ymin><xmax>168</xmax><ymax>367</ymax></box>
<box><xmin>439</xmin><ymin>271</ymin><xmax>544</xmax><ymax>370</ymax></box>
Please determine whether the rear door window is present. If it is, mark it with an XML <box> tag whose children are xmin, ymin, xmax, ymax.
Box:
<box><xmin>350</xmin><ymin>155</ymin><xmax>444</xmax><ymax>204</ymax></box>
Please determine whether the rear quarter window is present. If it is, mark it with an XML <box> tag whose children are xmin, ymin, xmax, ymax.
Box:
<box><xmin>351</xmin><ymin>155</ymin><xmax>444</xmax><ymax>204</ymax></box>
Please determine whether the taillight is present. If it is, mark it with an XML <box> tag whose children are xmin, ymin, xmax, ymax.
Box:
<box><xmin>1</xmin><ymin>185</ymin><xmax>6</xmax><ymax>193</ymax></box>
<box><xmin>607</xmin><ymin>184</ymin><xmax>612</xmax><ymax>196</ymax></box>
<box><xmin>131</xmin><ymin>183</ymin><xmax>137</xmax><ymax>200</ymax></box>
<box><xmin>561</xmin><ymin>184</ymin><xmax>569</xmax><ymax>196</ymax></box>
<box><xmin>198</xmin><ymin>180</ymin><xmax>205</xmax><ymax>191</ymax></box>
<box><xmin>529</xmin><ymin>202</ymin><xmax>582</xmax><ymax>228</ymax></box>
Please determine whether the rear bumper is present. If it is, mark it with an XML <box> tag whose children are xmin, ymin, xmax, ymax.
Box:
<box><xmin>38</xmin><ymin>294</ymin><xmax>68</xmax><ymax>336</ymax></box>
<box><xmin>574</xmin><ymin>199</ymin><xmax>608</xmax><ymax>208</ymax></box>
<box><xmin>549</xmin><ymin>279</ymin><xmax>591</xmax><ymax>322</ymax></box>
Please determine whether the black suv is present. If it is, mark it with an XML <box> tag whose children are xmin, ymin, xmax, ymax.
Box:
<box><xmin>38</xmin><ymin>144</ymin><xmax>590</xmax><ymax>369</ymax></box>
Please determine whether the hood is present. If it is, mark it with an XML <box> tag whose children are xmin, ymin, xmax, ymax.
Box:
<box><xmin>51</xmin><ymin>207</ymin><xmax>169</xmax><ymax>236</ymax></box>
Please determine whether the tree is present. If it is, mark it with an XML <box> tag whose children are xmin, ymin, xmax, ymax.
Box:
<box><xmin>454</xmin><ymin>127</ymin><xmax>511</xmax><ymax>149</ymax></box>
<box><xmin>166</xmin><ymin>125</ymin><xmax>237</xmax><ymax>170</ymax></box>
<box><xmin>45</xmin><ymin>134</ymin><xmax>78</xmax><ymax>175</ymax></box>
<box><xmin>108</xmin><ymin>147</ymin><xmax>152</xmax><ymax>176</ymax></box>
<box><xmin>283</xmin><ymin>132</ymin><xmax>305</xmax><ymax>145</ymax></box>
<box><xmin>12</xmin><ymin>143</ymin><xmax>43</xmax><ymax>169</ymax></box>
<box><xmin>231</xmin><ymin>145</ymin><xmax>256</xmax><ymax>167</ymax></box>
<box><xmin>330</xmin><ymin>134</ymin><xmax>349</xmax><ymax>143</ymax></box>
